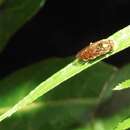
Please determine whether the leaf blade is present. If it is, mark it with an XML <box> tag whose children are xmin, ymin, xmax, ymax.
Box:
<box><xmin>113</xmin><ymin>79</ymin><xmax>130</xmax><ymax>90</ymax></box>
<box><xmin>0</xmin><ymin>25</ymin><xmax>130</xmax><ymax>122</ymax></box>
<box><xmin>0</xmin><ymin>0</ymin><xmax>46</xmax><ymax>52</ymax></box>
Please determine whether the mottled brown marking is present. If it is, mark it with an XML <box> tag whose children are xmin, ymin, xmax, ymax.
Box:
<box><xmin>76</xmin><ymin>39</ymin><xmax>114</xmax><ymax>61</ymax></box>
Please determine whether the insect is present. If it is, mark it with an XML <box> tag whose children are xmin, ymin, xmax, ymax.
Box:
<box><xmin>76</xmin><ymin>39</ymin><xmax>114</xmax><ymax>61</ymax></box>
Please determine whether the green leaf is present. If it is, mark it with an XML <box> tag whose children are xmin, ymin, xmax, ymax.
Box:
<box><xmin>0</xmin><ymin>0</ymin><xmax>5</xmax><ymax>7</ymax></box>
<box><xmin>114</xmin><ymin>118</ymin><xmax>130</xmax><ymax>130</ymax></box>
<box><xmin>83</xmin><ymin>98</ymin><xmax>130</xmax><ymax>130</ymax></box>
<box><xmin>0</xmin><ymin>58</ymin><xmax>116</xmax><ymax>129</ymax></box>
<box><xmin>111</xmin><ymin>64</ymin><xmax>130</xmax><ymax>91</ymax></box>
<box><xmin>0</xmin><ymin>0</ymin><xmax>46</xmax><ymax>52</ymax></box>
<box><xmin>113</xmin><ymin>79</ymin><xmax>130</xmax><ymax>90</ymax></box>
<box><xmin>0</xmin><ymin>25</ymin><xmax>130</xmax><ymax>122</ymax></box>
<box><xmin>80</xmin><ymin>64</ymin><xmax>130</xmax><ymax>130</ymax></box>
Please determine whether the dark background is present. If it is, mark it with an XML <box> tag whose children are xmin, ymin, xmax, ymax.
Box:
<box><xmin>1</xmin><ymin>0</ymin><xmax>130</xmax><ymax>77</ymax></box>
